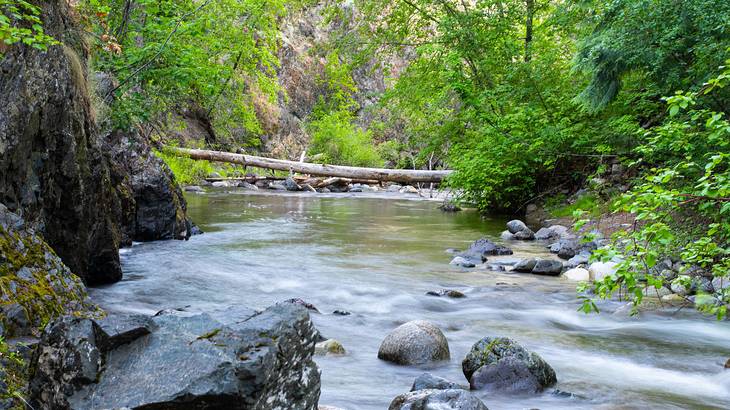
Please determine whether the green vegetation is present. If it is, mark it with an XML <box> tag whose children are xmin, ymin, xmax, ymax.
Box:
<box><xmin>155</xmin><ymin>148</ymin><xmax>214</xmax><ymax>186</ymax></box>
<box><xmin>0</xmin><ymin>336</ymin><xmax>25</xmax><ymax>409</ymax></box>
<box><xmin>0</xmin><ymin>0</ymin><xmax>57</xmax><ymax>54</ymax></box>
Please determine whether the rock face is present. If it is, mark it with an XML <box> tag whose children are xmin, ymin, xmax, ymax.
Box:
<box><xmin>29</xmin><ymin>303</ymin><xmax>321</xmax><ymax>410</ymax></box>
<box><xmin>378</xmin><ymin>321</ymin><xmax>450</xmax><ymax>365</ymax></box>
<box><xmin>0</xmin><ymin>0</ymin><xmax>192</xmax><ymax>284</ymax></box>
<box><xmin>462</xmin><ymin>337</ymin><xmax>556</xmax><ymax>394</ymax></box>
<box><xmin>389</xmin><ymin>389</ymin><xmax>488</xmax><ymax>410</ymax></box>
<box><xmin>457</xmin><ymin>238</ymin><xmax>513</xmax><ymax>264</ymax></box>
<box><xmin>0</xmin><ymin>204</ymin><xmax>90</xmax><ymax>338</ymax></box>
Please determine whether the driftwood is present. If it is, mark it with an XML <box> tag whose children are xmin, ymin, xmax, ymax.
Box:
<box><xmin>166</xmin><ymin>146</ymin><xmax>452</xmax><ymax>184</ymax></box>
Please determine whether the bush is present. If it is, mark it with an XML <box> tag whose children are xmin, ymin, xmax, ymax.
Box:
<box><xmin>308</xmin><ymin>110</ymin><xmax>383</xmax><ymax>167</ymax></box>
<box><xmin>154</xmin><ymin>148</ymin><xmax>214</xmax><ymax>185</ymax></box>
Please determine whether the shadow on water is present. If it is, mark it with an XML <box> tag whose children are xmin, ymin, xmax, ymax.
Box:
<box><xmin>91</xmin><ymin>191</ymin><xmax>730</xmax><ymax>410</ymax></box>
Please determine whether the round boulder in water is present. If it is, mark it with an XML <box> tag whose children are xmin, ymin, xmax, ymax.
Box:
<box><xmin>378</xmin><ymin>321</ymin><xmax>450</xmax><ymax>365</ymax></box>
<box><xmin>389</xmin><ymin>389</ymin><xmax>488</xmax><ymax>410</ymax></box>
<box><xmin>462</xmin><ymin>337</ymin><xmax>556</xmax><ymax>394</ymax></box>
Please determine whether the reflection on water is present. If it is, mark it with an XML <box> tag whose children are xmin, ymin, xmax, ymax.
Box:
<box><xmin>90</xmin><ymin>191</ymin><xmax>730</xmax><ymax>410</ymax></box>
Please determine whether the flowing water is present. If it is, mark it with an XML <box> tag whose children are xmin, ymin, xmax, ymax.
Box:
<box><xmin>90</xmin><ymin>191</ymin><xmax>730</xmax><ymax>410</ymax></box>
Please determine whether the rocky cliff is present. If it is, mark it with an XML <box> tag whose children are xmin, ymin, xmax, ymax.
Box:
<box><xmin>0</xmin><ymin>0</ymin><xmax>191</xmax><ymax>285</ymax></box>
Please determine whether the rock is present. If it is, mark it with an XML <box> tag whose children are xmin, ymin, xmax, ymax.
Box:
<box><xmin>661</xmin><ymin>294</ymin><xmax>691</xmax><ymax>307</ymax></box>
<box><xmin>302</xmin><ymin>184</ymin><xmax>317</xmax><ymax>192</ymax></box>
<box><xmin>184</xmin><ymin>185</ymin><xmax>205</xmax><ymax>192</ymax></box>
<box><xmin>410</xmin><ymin>373</ymin><xmax>467</xmax><ymax>391</ymax></box>
<box><xmin>237</xmin><ymin>181</ymin><xmax>259</xmax><ymax>190</ymax></box>
<box><xmin>513</xmin><ymin>230</ymin><xmax>535</xmax><ymax>240</ymax></box>
<box><xmin>387</xmin><ymin>184</ymin><xmax>403</xmax><ymax>192</ymax></box>
<box><xmin>284</xmin><ymin>177</ymin><xmax>302</xmax><ymax>191</ymax></box>
<box><xmin>30</xmin><ymin>303</ymin><xmax>321</xmax><ymax>409</ymax></box>
<box><xmin>712</xmin><ymin>277</ymin><xmax>729</xmax><ymax>294</ymax></box>
<box><xmin>268</xmin><ymin>182</ymin><xmax>287</xmax><ymax>190</ymax></box>
<box><xmin>400</xmin><ymin>185</ymin><xmax>419</xmax><ymax>194</ymax></box>
<box><xmin>332</xmin><ymin>310</ymin><xmax>351</xmax><ymax>316</ymax></box>
<box><xmin>284</xmin><ymin>298</ymin><xmax>320</xmax><ymax>313</ymax></box>
<box><xmin>725</xmin><ymin>358</ymin><xmax>730</xmax><ymax>369</ymax></box>
<box><xmin>642</xmin><ymin>286</ymin><xmax>672</xmax><ymax>298</ymax></box>
<box><xmin>426</xmin><ymin>290</ymin><xmax>466</xmax><ymax>298</ymax></box>
<box><xmin>212</xmin><ymin>180</ymin><xmax>232</xmax><ymax>188</ymax></box>
<box><xmin>563</xmin><ymin>268</ymin><xmax>590</xmax><ymax>281</ymax></box>
<box><xmin>512</xmin><ymin>258</ymin><xmax>537</xmax><ymax>273</ymax></box>
<box><xmin>450</xmin><ymin>257</ymin><xmax>476</xmax><ymax>268</ymax></box>
<box><xmin>315</xmin><ymin>339</ymin><xmax>346</xmax><ymax>356</ymax></box>
<box><xmin>500</xmin><ymin>230</ymin><xmax>515</xmax><ymax>241</ymax></box>
<box><xmin>0</xmin><ymin>205</ymin><xmax>91</xmax><ymax>337</ymax></box>
<box><xmin>588</xmin><ymin>261</ymin><xmax>619</xmax><ymax>281</ymax></box>
<box><xmin>462</xmin><ymin>336</ymin><xmax>556</xmax><ymax>394</ymax></box>
<box><xmin>486</xmin><ymin>264</ymin><xmax>506</xmax><ymax>272</ymax></box>
<box><xmin>531</xmin><ymin>259</ymin><xmax>564</xmax><ymax>276</ymax></box>
<box><xmin>566</xmin><ymin>251</ymin><xmax>591</xmax><ymax>268</ymax></box>
<box><xmin>534</xmin><ymin>225</ymin><xmax>572</xmax><ymax>241</ymax></box>
<box><xmin>208</xmin><ymin>172</ymin><xmax>222</xmax><ymax>178</ymax></box>
<box><xmin>96</xmin><ymin>314</ymin><xmax>154</xmax><ymax>350</ymax></box>
<box><xmin>457</xmin><ymin>238</ymin><xmax>513</xmax><ymax>264</ymax></box>
<box><xmin>506</xmin><ymin>220</ymin><xmax>529</xmax><ymax>234</ymax></box>
<box><xmin>439</xmin><ymin>203</ymin><xmax>462</xmax><ymax>212</ymax></box>
<box><xmin>378</xmin><ymin>320</ymin><xmax>450</xmax><ymax>365</ymax></box>
<box><xmin>670</xmin><ymin>280</ymin><xmax>695</xmax><ymax>296</ymax></box>
<box><xmin>389</xmin><ymin>389</ymin><xmax>488</xmax><ymax>410</ymax></box>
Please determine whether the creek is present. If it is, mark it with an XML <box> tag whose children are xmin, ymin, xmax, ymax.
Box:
<box><xmin>90</xmin><ymin>191</ymin><xmax>730</xmax><ymax>409</ymax></box>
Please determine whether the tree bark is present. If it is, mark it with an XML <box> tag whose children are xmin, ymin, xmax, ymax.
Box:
<box><xmin>525</xmin><ymin>0</ymin><xmax>534</xmax><ymax>62</ymax></box>
<box><xmin>165</xmin><ymin>146</ymin><xmax>453</xmax><ymax>183</ymax></box>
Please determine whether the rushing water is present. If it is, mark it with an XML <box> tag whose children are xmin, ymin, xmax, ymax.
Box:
<box><xmin>90</xmin><ymin>191</ymin><xmax>730</xmax><ymax>410</ymax></box>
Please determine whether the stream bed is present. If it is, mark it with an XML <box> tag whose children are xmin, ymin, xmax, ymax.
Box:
<box><xmin>90</xmin><ymin>191</ymin><xmax>730</xmax><ymax>409</ymax></box>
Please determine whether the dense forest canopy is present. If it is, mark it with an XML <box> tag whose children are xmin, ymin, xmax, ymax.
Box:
<box><xmin>1</xmin><ymin>0</ymin><xmax>729</xmax><ymax>316</ymax></box>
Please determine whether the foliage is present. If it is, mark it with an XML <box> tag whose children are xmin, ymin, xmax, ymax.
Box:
<box><xmin>155</xmin><ymin>147</ymin><xmax>214</xmax><ymax>185</ymax></box>
<box><xmin>308</xmin><ymin>110</ymin><xmax>382</xmax><ymax>167</ymax></box>
<box><xmin>81</xmin><ymin>0</ymin><xmax>289</xmax><ymax>144</ymax></box>
<box><xmin>0</xmin><ymin>0</ymin><xmax>58</xmax><ymax>53</ymax></box>
<box><xmin>0</xmin><ymin>336</ymin><xmax>25</xmax><ymax>408</ymax></box>
<box><xmin>579</xmin><ymin>63</ymin><xmax>730</xmax><ymax>319</ymax></box>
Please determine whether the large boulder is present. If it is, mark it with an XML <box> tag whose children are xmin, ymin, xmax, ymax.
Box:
<box><xmin>531</xmin><ymin>259</ymin><xmax>564</xmax><ymax>276</ymax></box>
<box><xmin>378</xmin><ymin>321</ymin><xmax>450</xmax><ymax>365</ymax></box>
<box><xmin>462</xmin><ymin>337</ymin><xmax>556</xmax><ymax>394</ymax></box>
<box><xmin>29</xmin><ymin>303</ymin><xmax>321</xmax><ymax>409</ymax></box>
<box><xmin>512</xmin><ymin>258</ymin><xmax>537</xmax><ymax>273</ymax></box>
<box><xmin>389</xmin><ymin>389</ymin><xmax>488</xmax><ymax>410</ymax></box>
<box><xmin>505</xmin><ymin>220</ymin><xmax>534</xmax><ymax>240</ymax></box>
<box><xmin>0</xmin><ymin>204</ymin><xmax>90</xmax><ymax>338</ymax></box>
<box><xmin>457</xmin><ymin>238</ymin><xmax>513</xmax><ymax>264</ymax></box>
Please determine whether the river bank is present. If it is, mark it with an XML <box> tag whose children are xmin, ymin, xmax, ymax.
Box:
<box><xmin>90</xmin><ymin>191</ymin><xmax>730</xmax><ymax>409</ymax></box>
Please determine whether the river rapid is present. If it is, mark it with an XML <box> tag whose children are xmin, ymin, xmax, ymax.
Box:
<box><xmin>90</xmin><ymin>191</ymin><xmax>730</xmax><ymax>410</ymax></box>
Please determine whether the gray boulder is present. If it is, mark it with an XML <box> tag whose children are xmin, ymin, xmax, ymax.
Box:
<box><xmin>462</xmin><ymin>337</ymin><xmax>556</xmax><ymax>394</ymax></box>
<box><xmin>566</xmin><ymin>251</ymin><xmax>591</xmax><ymax>268</ymax></box>
<box><xmin>284</xmin><ymin>177</ymin><xmax>302</xmax><ymax>191</ymax></box>
<box><xmin>534</xmin><ymin>225</ymin><xmax>572</xmax><ymax>241</ymax></box>
<box><xmin>268</xmin><ymin>182</ymin><xmax>287</xmax><ymax>190</ymax></box>
<box><xmin>389</xmin><ymin>389</ymin><xmax>488</xmax><ymax>410</ymax></box>
<box><xmin>450</xmin><ymin>257</ymin><xmax>476</xmax><ymax>268</ymax></box>
<box><xmin>411</xmin><ymin>373</ymin><xmax>467</xmax><ymax>391</ymax></box>
<box><xmin>29</xmin><ymin>303</ymin><xmax>321</xmax><ymax>410</ymax></box>
<box><xmin>512</xmin><ymin>258</ymin><xmax>537</xmax><ymax>273</ymax></box>
<box><xmin>506</xmin><ymin>220</ymin><xmax>535</xmax><ymax>240</ymax></box>
<box><xmin>531</xmin><ymin>260</ymin><xmax>564</xmax><ymax>276</ymax></box>
<box><xmin>237</xmin><ymin>181</ymin><xmax>259</xmax><ymax>190</ymax></box>
<box><xmin>378</xmin><ymin>321</ymin><xmax>450</xmax><ymax>365</ymax></box>
<box><xmin>457</xmin><ymin>238</ymin><xmax>513</xmax><ymax>264</ymax></box>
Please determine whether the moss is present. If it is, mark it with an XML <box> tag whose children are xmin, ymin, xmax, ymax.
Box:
<box><xmin>0</xmin><ymin>336</ymin><xmax>26</xmax><ymax>409</ymax></box>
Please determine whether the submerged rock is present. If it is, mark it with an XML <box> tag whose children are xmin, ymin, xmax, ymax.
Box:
<box><xmin>426</xmin><ymin>290</ymin><xmax>466</xmax><ymax>298</ymax></box>
<box><xmin>378</xmin><ymin>321</ymin><xmax>450</xmax><ymax>365</ymax></box>
<box><xmin>411</xmin><ymin>373</ymin><xmax>467</xmax><ymax>392</ymax></box>
<box><xmin>439</xmin><ymin>203</ymin><xmax>462</xmax><ymax>212</ymax></box>
<box><xmin>389</xmin><ymin>389</ymin><xmax>488</xmax><ymax>410</ymax></box>
<box><xmin>29</xmin><ymin>303</ymin><xmax>321</xmax><ymax>410</ymax></box>
<box><xmin>315</xmin><ymin>339</ymin><xmax>346</xmax><ymax>356</ymax></box>
<box><xmin>462</xmin><ymin>336</ymin><xmax>556</xmax><ymax>394</ymax></box>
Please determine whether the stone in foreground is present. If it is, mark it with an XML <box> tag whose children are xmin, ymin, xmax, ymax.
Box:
<box><xmin>462</xmin><ymin>337</ymin><xmax>556</xmax><ymax>394</ymax></box>
<box><xmin>531</xmin><ymin>259</ymin><xmax>564</xmax><ymax>276</ymax></box>
<box><xmin>30</xmin><ymin>303</ymin><xmax>321</xmax><ymax>409</ymax></box>
<box><xmin>378</xmin><ymin>320</ymin><xmax>450</xmax><ymax>365</ymax></box>
<box><xmin>389</xmin><ymin>389</ymin><xmax>488</xmax><ymax>410</ymax></box>
<box><xmin>411</xmin><ymin>373</ymin><xmax>467</xmax><ymax>391</ymax></box>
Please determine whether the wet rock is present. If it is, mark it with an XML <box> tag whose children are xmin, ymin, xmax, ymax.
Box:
<box><xmin>284</xmin><ymin>177</ymin><xmax>302</xmax><ymax>191</ymax></box>
<box><xmin>450</xmin><ymin>257</ymin><xmax>476</xmax><ymax>268</ymax></box>
<box><xmin>30</xmin><ymin>303</ymin><xmax>321</xmax><ymax>410</ymax></box>
<box><xmin>332</xmin><ymin>310</ymin><xmax>351</xmax><ymax>316</ymax></box>
<box><xmin>378</xmin><ymin>320</ymin><xmax>450</xmax><ymax>365</ymax></box>
<box><xmin>389</xmin><ymin>389</ymin><xmax>488</xmax><ymax>410</ymax></box>
<box><xmin>426</xmin><ymin>290</ymin><xmax>466</xmax><ymax>298</ymax></box>
<box><xmin>589</xmin><ymin>261</ymin><xmax>618</xmax><ymax>281</ymax></box>
<box><xmin>724</xmin><ymin>358</ymin><xmax>730</xmax><ymax>369</ymax></box>
<box><xmin>96</xmin><ymin>314</ymin><xmax>154</xmax><ymax>350</ymax></box>
<box><xmin>462</xmin><ymin>336</ymin><xmax>556</xmax><ymax>394</ymax></box>
<box><xmin>268</xmin><ymin>182</ymin><xmax>288</xmax><ymax>190</ymax></box>
<box><xmin>184</xmin><ymin>185</ymin><xmax>205</xmax><ymax>192</ymax></box>
<box><xmin>506</xmin><ymin>220</ymin><xmax>534</xmax><ymax>240</ymax></box>
<box><xmin>283</xmin><ymin>298</ymin><xmax>320</xmax><ymax>313</ymax></box>
<box><xmin>212</xmin><ymin>180</ymin><xmax>233</xmax><ymax>188</ymax></box>
<box><xmin>513</xmin><ymin>230</ymin><xmax>536</xmax><ymax>240</ymax></box>
<box><xmin>315</xmin><ymin>339</ymin><xmax>346</xmax><ymax>356</ymax></box>
<box><xmin>531</xmin><ymin>259</ymin><xmax>564</xmax><ymax>276</ymax></box>
<box><xmin>534</xmin><ymin>225</ymin><xmax>572</xmax><ymax>241</ymax></box>
<box><xmin>302</xmin><ymin>184</ymin><xmax>317</xmax><ymax>192</ymax></box>
<box><xmin>512</xmin><ymin>258</ymin><xmax>537</xmax><ymax>273</ymax></box>
<box><xmin>410</xmin><ymin>373</ymin><xmax>467</xmax><ymax>391</ymax></box>
<box><xmin>237</xmin><ymin>181</ymin><xmax>259</xmax><ymax>190</ymax></box>
<box><xmin>486</xmin><ymin>264</ymin><xmax>506</xmax><ymax>272</ymax></box>
<box><xmin>400</xmin><ymin>185</ymin><xmax>419</xmax><ymax>194</ymax></box>
<box><xmin>439</xmin><ymin>203</ymin><xmax>462</xmax><ymax>212</ymax></box>
<box><xmin>457</xmin><ymin>238</ymin><xmax>513</xmax><ymax>264</ymax></box>
<box><xmin>563</xmin><ymin>268</ymin><xmax>590</xmax><ymax>281</ymax></box>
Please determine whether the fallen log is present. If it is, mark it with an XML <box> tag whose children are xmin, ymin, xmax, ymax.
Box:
<box><xmin>165</xmin><ymin>146</ymin><xmax>453</xmax><ymax>184</ymax></box>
